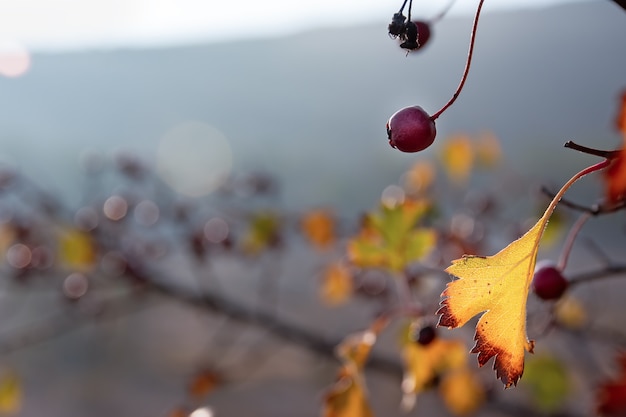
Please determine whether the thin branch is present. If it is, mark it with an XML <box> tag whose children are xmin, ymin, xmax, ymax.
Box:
<box><xmin>540</xmin><ymin>186</ymin><xmax>626</xmax><ymax>215</ymax></box>
<box><xmin>564</xmin><ymin>141</ymin><xmax>621</xmax><ymax>159</ymax></box>
<box><xmin>142</xmin><ymin>268</ymin><xmax>404</xmax><ymax>377</ymax></box>
<box><xmin>569</xmin><ymin>263</ymin><xmax>626</xmax><ymax>287</ymax></box>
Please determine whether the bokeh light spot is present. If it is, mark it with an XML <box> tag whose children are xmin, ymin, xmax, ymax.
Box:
<box><xmin>103</xmin><ymin>195</ymin><xmax>128</xmax><ymax>221</ymax></box>
<box><xmin>157</xmin><ymin>122</ymin><xmax>232</xmax><ymax>197</ymax></box>
<box><xmin>7</xmin><ymin>243</ymin><xmax>32</xmax><ymax>269</ymax></box>
<box><xmin>134</xmin><ymin>199</ymin><xmax>160</xmax><ymax>226</ymax></box>
<box><xmin>204</xmin><ymin>217</ymin><xmax>229</xmax><ymax>244</ymax></box>
<box><xmin>381</xmin><ymin>185</ymin><xmax>405</xmax><ymax>208</ymax></box>
<box><xmin>63</xmin><ymin>272</ymin><xmax>89</xmax><ymax>300</ymax></box>
<box><xmin>0</xmin><ymin>41</ymin><xmax>31</xmax><ymax>78</ymax></box>
<box><xmin>189</xmin><ymin>407</ymin><xmax>214</xmax><ymax>417</ymax></box>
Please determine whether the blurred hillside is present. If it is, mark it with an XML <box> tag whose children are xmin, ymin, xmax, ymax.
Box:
<box><xmin>0</xmin><ymin>1</ymin><xmax>625</xmax><ymax>212</ymax></box>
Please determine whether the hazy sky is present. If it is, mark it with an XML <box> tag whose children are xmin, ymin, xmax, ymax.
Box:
<box><xmin>0</xmin><ymin>0</ymin><xmax>590</xmax><ymax>51</ymax></box>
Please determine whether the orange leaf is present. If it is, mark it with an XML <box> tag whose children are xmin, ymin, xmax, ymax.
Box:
<box><xmin>437</xmin><ymin>213</ymin><xmax>550</xmax><ymax>387</ymax></box>
<box><xmin>301</xmin><ymin>209</ymin><xmax>335</xmax><ymax>249</ymax></box>
<box><xmin>605</xmin><ymin>146</ymin><xmax>626</xmax><ymax>204</ymax></box>
<box><xmin>439</xmin><ymin>135</ymin><xmax>474</xmax><ymax>184</ymax></box>
<box><xmin>320</xmin><ymin>262</ymin><xmax>353</xmax><ymax>306</ymax></box>
<box><xmin>188</xmin><ymin>369</ymin><xmax>221</xmax><ymax>399</ymax></box>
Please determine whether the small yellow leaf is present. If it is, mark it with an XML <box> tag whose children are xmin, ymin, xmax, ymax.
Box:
<box><xmin>320</xmin><ymin>262</ymin><xmax>353</xmax><ymax>306</ymax></box>
<box><xmin>440</xmin><ymin>135</ymin><xmax>474</xmax><ymax>184</ymax></box>
<box><xmin>437</xmin><ymin>212</ymin><xmax>551</xmax><ymax>387</ymax></box>
<box><xmin>322</xmin><ymin>367</ymin><xmax>374</xmax><ymax>417</ymax></box>
<box><xmin>402</xmin><ymin>338</ymin><xmax>468</xmax><ymax>397</ymax></box>
<box><xmin>58</xmin><ymin>228</ymin><xmax>97</xmax><ymax>271</ymax></box>
<box><xmin>323</xmin><ymin>319</ymin><xmax>388</xmax><ymax>417</ymax></box>
<box><xmin>554</xmin><ymin>295</ymin><xmax>587</xmax><ymax>330</ymax></box>
<box><xmin>0</xmin><ymin>371</ymin><xmax>21</xmax><ymax>414</ymax></box>
<box><xmin>475</xmin><ymin>131</ymin><xmax>502</xmax><ymax>168</ymax></box>
<box><xmin>403</xmin><ymin>160</ymin><xmax>436</xmax><ymax>194</ymax></box>
<box><xmin>242</xmin><ymin>211</ymin><xmax>281</xmax><ymax>254</ymax></box>
<box><xmin>301</xmin><ymin>209</ymin><xmax>335</xmax><ymax>249</ymax></box>
<box><xmin>440</xmin><ymin>368</ymin><xmax>485</xmax><ymax>416</ymax></box>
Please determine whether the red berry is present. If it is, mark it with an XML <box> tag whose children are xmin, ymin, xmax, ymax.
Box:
<box><xmin>415</xmin><ymin>21</ymin><xmax>431</xmax><ymax>49</ymax></box>
<box><xmin>532</xmin><ymin>261</ymin><xmax>569</xmax><ymax>300</ymax></box>
<box><xmin>386</xmin><ymin>106</ymin><xmax>437</xmax><ymax>152</ymax></box>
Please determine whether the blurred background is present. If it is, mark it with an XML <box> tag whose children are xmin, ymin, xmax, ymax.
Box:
<box><xmin>0</xmin><ymin>0</ymin><xmax>626</xmax><ymax>416</ymax></box>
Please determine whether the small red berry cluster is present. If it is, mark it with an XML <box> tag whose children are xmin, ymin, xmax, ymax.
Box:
<box><xmin>386</xmin><ymin>0</ymin><xmax>485</xmax><ymax>153</ymax></box>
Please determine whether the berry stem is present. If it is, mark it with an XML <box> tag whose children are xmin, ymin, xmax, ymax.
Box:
<box><xmin>542</xmin><ymin>159</ymin><xmax>611</xmax><ymax>222</ymax></box>
<box><xmin>431</xmin><ymin>0</ymin><xmax>485</xmax><ymax>121</ymax></box>
<box><xmin>557</xmin><ymin>212</ymin><xmax>591</xmax><ymax>271</ymax></box>
<box><xmin>398</xmin><ymin>0</ymin><xmax>409</xmax><ymax>13</ymax></box>
<box><xmin>430</xmin><ymin>0</ymin><xmax>458</xmax><ymax>23</ymax></box>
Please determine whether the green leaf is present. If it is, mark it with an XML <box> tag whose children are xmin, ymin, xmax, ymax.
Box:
<box><xmin>521</xmin><ymin>354</ymin><xmax>570</xmax><ymax>412</ymax></box>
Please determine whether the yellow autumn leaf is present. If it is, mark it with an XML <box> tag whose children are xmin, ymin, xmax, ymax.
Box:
<box><xmin>440</xmin><ymin>368</ymin><xmax>485</xmax><ymax>416</ymax></box>
<box><xmin>242</xmin><ymin>211</ymin><xmax>281</xmax><ymax>254</ymax></box>
<box><xmin>437</xmin><ymin>214</ymin><xmax>550</xmax><ymax>387</ymax></box>
<box><xmin>320</xmin><ymin>262</ymin><xmax>353</xmax><ymax>306</ymax></box>
<box><xmin>322</xmin><ymin>367</ymin><xmax>374</xmax><ymax>417</ymax></box>
<box><xmin>323</xmin><ymin>318</ymin><xmax>389</xmax><ymax>417</ymax></box>
<box><xmin>58</xmin><ymin>227</ymin><xmax>97</xmax><ymax>271</ymax></box>
<box><xmin>437</xmin><ymin>159</ymin><xmax>609</xmax><ymax>388</ymax></box>
<box><xmin>0</xmin><ymin>371</ymin><xmax>21</xmax><ymax>414</ymax></box>
<box><xmin>440</xmin><ymin>134</ymin><xmax>474</xmax><ymax>184</ymax></box>
<box><xmin>402</xmin><ymin>338</ymin><xmax>468</xmax><ymax>397</ymax></box>
<box><xmin>301</xmin><ymin>209</ymin><xmax>335</xmax><ymax>249</ymax></box>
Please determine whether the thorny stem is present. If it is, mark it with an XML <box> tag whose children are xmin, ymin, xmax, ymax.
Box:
<box><xmin>431</xmin><ymin>0</ymin><xmax>485</xmax><ymax>120</ymax></box>
<box><xmin>557</xmin><ymin>212</ymin><xmax>591</xmax><ymax>271</ymax></box>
